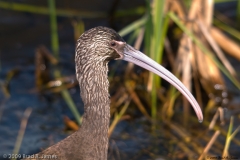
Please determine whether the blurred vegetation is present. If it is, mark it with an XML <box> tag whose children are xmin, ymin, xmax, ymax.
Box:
<box><xmin>0</xmin><ymin>0</ymin><xmax>240</xmax><ymax>159</ymax></box>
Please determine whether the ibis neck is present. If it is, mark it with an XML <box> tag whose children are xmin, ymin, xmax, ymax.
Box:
<box><xmin>77</xmin><ymin>61</ymin><xmax>110</xmax><ymax>160</ymax></box>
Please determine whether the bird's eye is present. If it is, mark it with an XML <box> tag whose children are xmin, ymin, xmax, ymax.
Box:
<box><xmin>110</xmin><ymin>42</ymin><xmax>116</xmax><ymax>47</ymax></box>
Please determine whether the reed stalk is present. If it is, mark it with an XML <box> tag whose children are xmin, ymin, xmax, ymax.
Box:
<box><xmin>238</xmin><ymin>0</ymin><xmax>240</xmax><ymax>25</ymax></box>
<box><xmin>118</xmin><ymin>15</ymin><xmax>147</xmax><ymax>37</ymax></box>
<box><xmin>222</xmin><ymin>116</ymin><xmax>240</xmax><ymax>156</ymax></box>
<box><xmin>145</xmin><ymin>0</ymin><xmax>166</xmax><ymax>121</ymax></box>
<box><xmin>168</xmin><ymin>12</ymin><xmax>240</xmax><ymax>89</ymax></box>
<box><xmin>48</xmin><ymin>0</ymin><xmax>81</xmax><ymax>125</ymax></box>
<box><xmin>11</xmin><ymin>108</ymin><xmax>32</xmax><ymax>160</ymax></box>
<box><xmin>0</xmin><ymin>1</ymin><xmax>106</xmax><ymax>18</ymax></box>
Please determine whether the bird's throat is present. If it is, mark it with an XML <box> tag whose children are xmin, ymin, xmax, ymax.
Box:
<box><xmin>77</xmin><ymin>62</ymin><xmax>110</xmax><ymax>159</ymax></box>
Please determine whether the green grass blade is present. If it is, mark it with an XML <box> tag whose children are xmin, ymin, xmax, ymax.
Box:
<box><xmin>144</xmin><ymin>1</ymin><xmax>153</xmax><ymax>56</ymax></box>
<box><xmin>0</xmin><ymin>1</ymin><xmax>107</xmax><ymax>18</ymax></box>
<box><xmin>61</xmin><ymin>90</ymin><xmax>82</xmax><ymax>124</ymax></box>
<box><xmin>222</xmin><ymin>116</ymin><xmax>234</xmax><ymax>156</ymax></box>
<box><xmin>118</xmin><ymin>15</ymin><xmax>147</xmax><ymax>37</ymax></box>
<box><xmin>48</xmin><ymin>0</ymin><xmax>59</xmax><ymax>59</ymax></box>
<box><xmin>150</xmin><ymin>0</ymin><xmax>166</xmax><ymax>120</ymax></box>
<box><xmin>237</xmin><ymin>0</ymin><xmax>240</xmax><ymax>28</ymax></box>
<box><xmin>223</xmin><ymin>116</ymin><xmax>240</xmax><ymax>156</ymax></box>
<box><xmin>214</xmin><ymin>0</ymin><xmax>237</xmax><ymax>3</ymax></box>
<box><xmin>155</xmin><ymin>14</ymin><xmax>169</xmax><ymax>85</ymax></box>
<box><xmin>48</xmin><ymin>0</ymin><xmax>81</xmax><ymax>125</ymax></box>
<box><xmin>12</xmin><ymin>108</ymin><xmax>32</xmax><ymax>160</ymax></box>
<box><xmin>114</xmin><ymin>6</ymin><xmax>145</xmax><ymax>17</ymax></box>
<box><xmin>214</xmin><ymin>19</ymin><xmax>240</xmax><ymax>41</ymax></box>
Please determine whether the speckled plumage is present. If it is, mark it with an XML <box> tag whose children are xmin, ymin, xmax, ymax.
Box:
<box><xmin>24</xmin><ymin>27</ymin><xmax>124</xmax><ymax>160</ymax></box>
<box><xmin>23</xmin><ymin>26</ymin><xmax>203</xmax><ymax>160</ymax></box>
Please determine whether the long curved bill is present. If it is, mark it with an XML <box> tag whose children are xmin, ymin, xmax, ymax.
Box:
<box><xmin>119</xmin><ymin>44</ymin><xmax>203</xmax><ymax>122</ymax></box>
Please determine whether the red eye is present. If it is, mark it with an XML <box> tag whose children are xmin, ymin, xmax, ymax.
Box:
<box><xmin>111</xmin><ymin>42</ymin><xmax>116</xmax><ymax>46</ymax></box>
